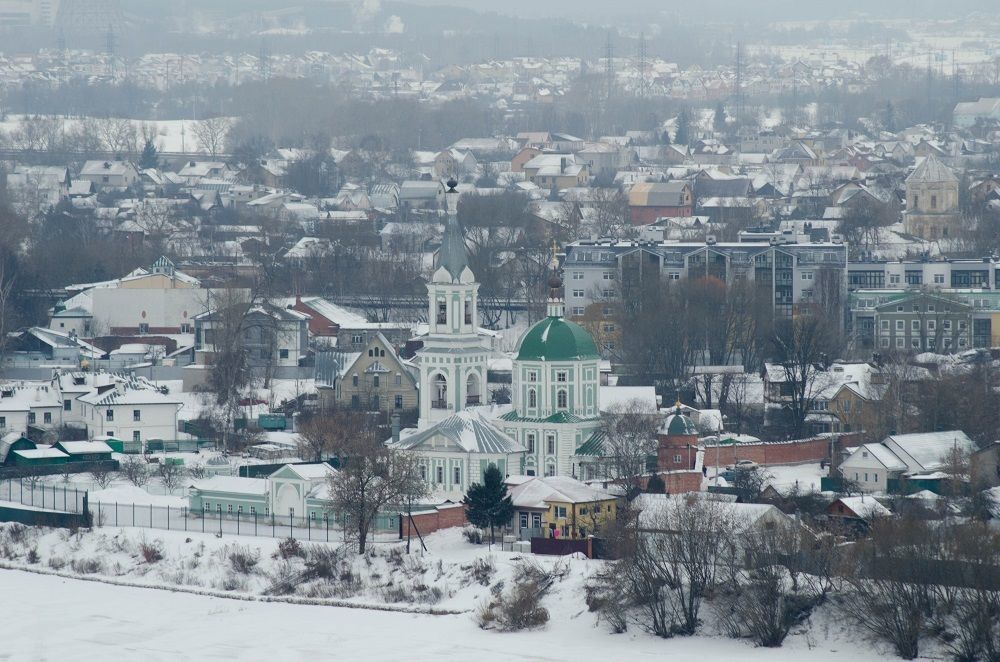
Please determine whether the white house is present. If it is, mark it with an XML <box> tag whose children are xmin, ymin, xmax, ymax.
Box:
<box><xmin>76</xmin><ymin>380</ymin><xmax>183</xmax><ymax>445</ymax></box>
<box><xmin>79</xmin><ymin>160</ymin><xmax>139</xmax><ymax>189</ymax></box>
<box><xmin>839</xmin><ymin>430</ymin><xmax>976</xmax><ymax>493</ymax></box>
<box><xmin>193</xmin><ymin>302</ymin><xmax>310</xmax><ymax>369</ymax></box>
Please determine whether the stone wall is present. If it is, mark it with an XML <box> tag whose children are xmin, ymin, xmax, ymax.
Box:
<box><xmin>702</xmin><ymin>434</ymin><xmax>861</xmax><ymax>468</ymax></box>
<box><xmin>399</xmin><ymin>503</ymin><xmax>467</xmax><ymax>538</ymax></box>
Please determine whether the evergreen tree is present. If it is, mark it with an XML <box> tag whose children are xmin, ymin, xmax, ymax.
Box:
<box><xmin>675</xmin><ymin>109</ymin><xmax>692</xmax><ymax>147</ymax></box>
<box><xmin>139</xmin><ymin>139</ymin><xmax>158</xmax><ymax>170</ymax></box>
<box><xmin>713</xmin><ymin>101</ymin><xmax>727</xmax><ymax>133</ymax></box>
<box><xmin>463</xmin><ymin>464</ymin><xmax>514</xmax><ymax>546</ymax></box>
<box><xmin>883</xmin><ymin>101</ymin><xmax>897</xmax><ymax>133</ymax></box>
<box><xmin>646</xmin><ymin>474</ymin><xmax>665</xmax><ymax>494</ymax></box>
<box><xmin>661</xmin><ymin>129</ymin><xmax>671</xmax><ymax>146</ymax></box>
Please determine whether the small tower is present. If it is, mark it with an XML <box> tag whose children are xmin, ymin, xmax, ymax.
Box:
<box><xmin>545</xmin><ymin>241</ymin><xmax>565</xmax><ymax>319</ymax></box>
<box><xmin>657</xmin><ymin>399</ymin><xmax>699</xmax><ymax>471</ymax></box>
<box><xmin>416</xmin><ymin>179</ymin><xmax>490</xmax><ymax>427</ymax></box>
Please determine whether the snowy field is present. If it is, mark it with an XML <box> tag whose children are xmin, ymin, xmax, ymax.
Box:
<box><xmin>0</xmin><ymin>524</ymin><xmax>890</xmax><ymax>661</ymax></box>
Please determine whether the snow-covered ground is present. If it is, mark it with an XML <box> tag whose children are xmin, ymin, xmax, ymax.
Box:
<box><xmin>709</xmin><ymin>462</ymin><xmax>828</xmax><ymax>495</ymax></box>
<box><xmin>0</xmin><ymin>524</ymin><xmax>884</xmax><ymax>662</ymax></box>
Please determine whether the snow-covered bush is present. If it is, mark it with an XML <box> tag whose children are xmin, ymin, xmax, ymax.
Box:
<box><xmin>225</xmin><ymin>545</ymin><xmax>260</xmax><ymax>574</ymax></box>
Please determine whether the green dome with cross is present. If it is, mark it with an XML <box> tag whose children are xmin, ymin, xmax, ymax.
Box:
<box><xmin>516</xmin><ymin>316</ymin><xmax>600</xmax><ymax>362</ymax></box>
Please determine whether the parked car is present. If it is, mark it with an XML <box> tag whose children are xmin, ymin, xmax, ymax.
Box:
<box><xmin>727</xmin><ymin>459</ymin><xmax>759</xmax><ymax>471</ymax></box>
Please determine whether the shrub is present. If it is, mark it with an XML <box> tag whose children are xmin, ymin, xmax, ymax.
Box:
<box><xmin>226</xmin><ymin>545</ymin><xmax>260</xmax><ymax>574</ymax></box>
<box><xmin>219</xmin><ymin>573</ymin><xmax>248</xmax><ymax>592</ymax></box>
<box><xmin>463</xmin><ymin>556</ymin><xmax>496</xmax><ymax>587</ymax></box>
<box><xmin>585</xmin><ymin>566</ymin><xmax>629</xmax><ymax>634</ymax></box>
<box><xmin>274</xmin><ymin>537</ymin><xmax>305</xmax><ymax>560</ymax></box>
<box><xmin>3</xmin><ymin>523</ymin><xmax>28</xmax><ymax>544</ymax></box>
<box><xmin>462</xmin><ymin>526</ymin><xmax>484</xmax><ymax>545</ymax></box>
<box><xmin>139</xmin><ymin>541</ymin><xmax>164</xmax><ymax>564</ymax></box>
<box><xmin>303</xmin><ymin>545</ymin><xmax>342</xmax><ymax>580</ymax></box>
<box><xmin>476</xmin><ymin>577</ymin><xmax>550</xmax><ymax>631</ymax></box>
<box><xmin>71</xmin><ymin>558</ymin><xmax>103</xmax><ymax>574</ymax></box>
<box><xmin>266</xmin><ymin>561</ymin><xmax>302</xmax><ymax>596</ymax></box>
<box><xmin>48</xmin><ymin>556</ymin><xmax>66</xmax><ymax>570</ymax></box>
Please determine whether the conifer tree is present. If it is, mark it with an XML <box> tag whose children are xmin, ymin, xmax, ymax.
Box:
<box><xmin>464</xmin><ymin>464</ymin><xmax>514</xmax><ymax>546</ymax></box>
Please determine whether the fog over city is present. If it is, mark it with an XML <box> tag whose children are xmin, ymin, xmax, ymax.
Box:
<box><xmin>0</xmin><ymin>1</ymin><xmax>999</xmax><ymax>661</ymax></box>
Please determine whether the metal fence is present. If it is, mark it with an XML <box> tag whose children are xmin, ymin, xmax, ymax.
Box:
<box><xmin>1</xmin><ymin>478</ymin><xmax>401</xmax><ymax>543</ymax></box>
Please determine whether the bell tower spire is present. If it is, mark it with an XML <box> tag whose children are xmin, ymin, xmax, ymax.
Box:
<box><xmin>546</xmin><ymin>240</ymin><xmax>565</xmax><ymax>319</ymax></box>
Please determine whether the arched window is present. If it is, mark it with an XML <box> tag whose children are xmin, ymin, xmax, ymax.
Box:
<box><xmin>528</xmin><ymin>389</ymin><xmax>537</xmax><ymax>408</ymax></box>
<box><xmin>545</xmin><ymin>463</ymin><xmax>556</xmax><ymax>477</ymax></box>
<box><xmin>432</xmin><ymin>374</ymin><xmax>448</xmax><ymax>409</ymax></box>
<box><xmin>466</xmin><ymin>374</ymin><xmax>481</xmax><ymax>406</ymax></box>
<box><xmin>557</xmin><ymin>389</ymin><xmax>568</xmax><ymax>410</ymax></box>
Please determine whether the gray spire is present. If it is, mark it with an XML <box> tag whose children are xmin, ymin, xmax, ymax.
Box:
<box><xmin>439</xmin><ymin>205</ymin><xmax>469</xmax><ymax>283</ymax></box>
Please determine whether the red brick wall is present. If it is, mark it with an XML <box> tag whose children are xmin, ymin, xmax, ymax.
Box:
<box><xmin>658</xmin><ymin>433</ymin><xmax>699</xmax><ymax>471</ymax></box>
<box><xmin>637</xmin><ymin>470</ymin><xmax>703</xmax><ymax>495</ymax></box>
<box><xmin>399</xmin><ymin>504</ymin><xmax>468</xmax><ymax>538</ymax></box>
<box><xmin>702</xmin><ymin>434</ymin><xmax>861</xmax><ymax>468</ymax></box>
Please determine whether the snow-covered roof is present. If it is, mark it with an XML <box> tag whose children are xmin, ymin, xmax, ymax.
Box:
<box><xmin>835</xmin><ymin>496</ymin><xmax>891</xmax><ymax>519</ymax></box>
<box><xmin>392</xmin><ymin>409</ymin><xmax>525</xmax><ymax>455</ymax></box>
<box><xmin>279</xmin><ymin>463</ymin><xmax>336</xmax><ymax>481</ymax></box>
<box><xmin>190</xmin><ymin>475</ymin><xmax>268</xmax><ymax>496</ymax></box>
<box><xmin>14</xmin><ymin>448</ymin><xmax>68</xmax><ymax>460</ymax></box>
<box><xmin>57</xmin><ymin>441</ymin><xmax>113</xmax><ymax>454</ymax></box>
<box><xmin>599</xmin><ymin>386</ymin><xmax>658</xmax><ymax>412</ymax></box>
<box><xmin>884</xmin><ymin>431</ymin><xmax>975</xmax><ymax>472</ymax></box>
<box><xmin>78</xmin><ymin>385</ymin><xmax>182</xmax><ymax>407</ymax></box>
<box><xmin>509</xmin><ymin>475</ymin><xmax>617</xmax><ymax>509</ymax></box>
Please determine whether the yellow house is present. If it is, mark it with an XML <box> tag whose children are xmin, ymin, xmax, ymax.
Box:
<box><xmin>507</xmin><ymin>475</ymin><xmax>619</xmax><ymax>540</ymax></box>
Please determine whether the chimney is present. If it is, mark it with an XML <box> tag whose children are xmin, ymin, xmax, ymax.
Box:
<box><xmin>391</xmin><ymin>413</ymin><xmax>401</xmax><ymax>444</ymax></box>
<box><xmin>560</xmin><ymin>157</ymin><xmax>567</xmax><ymax>173</ymax></box>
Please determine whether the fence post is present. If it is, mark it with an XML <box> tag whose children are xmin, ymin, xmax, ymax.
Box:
<box><xmin>184</xmin><ymin>507</ymin><xmax>187</xmax><ymax>532</ymax></box>
<box><xmin>41</xmin><ymin>483</ymin><xmax>44</xmax><ymax>509</ymax></box>
<box><xmin>254</xmin><ymin>511</ymin><xmax>258</xmax><ymax>537</ymax></box>
<box><xmin>115</xmin><ymin>502</ymin><xmax>118</xmax><ymax>527</ymax></box>
<box><xmin>326</xmin><ymin>514</ymin><xmax>329</xmax><ymax>542</ymax></box>
<box><xmin>218</xmin><ymin>506</ymin><xmax>222</xmax><ymax>536</ymax></box>
<box><xmin>167</xmin><ymin>505</ymin><xmax>170</xmax><ymax>530</ymax></box>
<box><xmin>289</xmin><ymin>512</ymin><xmax>293</xmax><ymax>540</ymax></box>
<box><xmin>150</xmin><ymin>503</ymin><xmax>153</xmax><ymax>528</ymax></box>
<box><xmin>202</xmin><ymin>509</ymin><xmax>205</xmax><ymax>533</ymax></box>
<box><xmin>307</xmin><ymin>514</ymin><xmax>311</xmax><ymax>541</ymax></box>
<box><xmin>74</xmin><ymin>488</ymin><xmax>78</xmax><ymax>513</ymax></box>
<box><xmin>272</xmin><ymin>514</ymin><xmax>275</xmax><ymax>538</ymax></box>
<box><xmin>31</xmin><ymin>479</ymin><xmax>34</xmax><ymax>507</ymax></box>
<box><xmin>132</xmin><ymin>502</ymin><xmax>135</xmax><ymax>527</ymax></box>
<box><xmin>237</xmin><ymin>510</ymin><xmax>240</xmax><ymax>536</ymax></box>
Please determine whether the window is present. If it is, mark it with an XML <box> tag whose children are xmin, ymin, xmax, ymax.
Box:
<box><xmin>106</xmin><ymin>409</ymin><xmax>114</xmax><ymax>422</ymax></box>
<box><xmin>943</xmin><ymin>320</ymin><xmax>952</xmax><ymax>330</ymax></box>
<box><xmin>547</xmin><ymin>435</ymin><xmax>555</xmax><ymax>454</ymax></box>
<box><xmin>436</xmin><ymin>466</ymin><xmax>444</xmax><ymax>484</ymax></box>
<box><xmin>133</xmin><ymin>431</ymin><xmax>141</xmax><ymax>442</ymax></box>
<box><xmin>571</xmin><ymin>271</ymin><xmax>584</xmax><ymax>280</ymax></box>
<box><xmin>133</xmin><ymin>409</ymin><xmax>141</xmax><ymax>422</ymax></box>
<box><xmin>352</xmin><ymin>375</ymin><xmax>358</xmax><ymax>387</ymax></box>
<box><xmin>464</xmin><ymin>301</ymin><xmax>472</xmax><ymax>325</ymax></box>
<box><xmin>394</xmin><ymin>395</ymin><xmax>403</xmax><ymax>409</ymax></box>
<box><xmin>43</xmin><ymin>412</ymin><xmax>51</xmax><ymax>424</ymax></box>
<box><xmin>673</xmin><ymin>454</ymin><xmax>682</xmax><ymax>463</ymax></box>
<box><xmin>556</xmin><ymin>371</ymin><xmax>567</xmax><ymax>382</ymax></box>
<box><xmin>352</xmin><ymin>334</ymin><xmax>363</xmax><ymax>345</ymax></box>
<box><xmin>880</xmin><ymin>338</ymin><xmax>890</xmax><ymax>348</ymax></box>
<box><xmin>934</xmin><ymin>275</ymin><xmax>944</xmax><ymax>284</ymax></box>
<box><xmin>572</xmin><ymin>289</ymin><xmax>584</xmax><ymax>298</ymax></box>
<box><xmin>453</xmin><ymin>466</ymin><xmax>461</xmax><ymax>485</ymax></box>
<box><xmin>602</xmin><ymin>271</ymin><xmax>616</xmax><ymax>280</ymax></box>
<box><xmin>555</xmin><ymin>506</ymin><xmax>567</xmax><ymax>518</ymax></box>
<box><xmin>394</xmin><ymin>374</ymin><xmax>401</xmax><ymax>386</ymax></box>
<box><xmin>351</xmin><ymin>395</ymin><xmax>360</xmax><ymax>408</ymax></box>
<box><xmin>139</xmin><ymin>323</ymin><xmax>149</xmax><ymax>334</ymax></box>
<box><xmin>880</xmin><ymin>320</ymin><xmax>889</xmax><ymax>331</ymax></box>
<box><xmin>64</xmin><ymin>399</ymin><xmax>71</xmax><ymax>411</ymax></box>
<box><xmin>520</xmin><ymin>512</ymin><xmax>528</xmax><ymax>528</ymax></box>
<box><xmin>527</xmin><ymin>434</ymin><xmax>535</xmax><ymax>453</ymax></box>
<box><xmin>556</xmin><ymin>390</ymin><xmax>568</xmax><ymax>410</ymax></box>
<box><xmin>911</xmin><ymin>320</ymin><xmax>920</xmax><ymax>331</ymax></box>
<box><xmin>931</xmin><ymin>194</ymin><xmax>937</xmax><ymax>209</ymax></box>
<box><xmin>228</xmin><ymin>504</ymin><xmax>233</xmax><ymax>514</ymax></box>
<box><xmin>528</xmin><ymin>389</ymin><xmax>537</xmax><ymax>408</ymax></box>
<box><xmin>373</xmin><ymin>375</ymin><xmax>380</xmax><ymax>388</ymax></box>
<box><xmin>927</xmin><ymin>320</ymin><xmax>936</xmax><ymax>331</ymax></box>
<box><xmin>27</xmin><ymin>412</ymin><xmax>35</xmax><ymax>425</ymax></box>
<box><xmin>911</xmin><ymin>338</ymin><xmax>921</xmax><ymax>348</ymax></box>
<box><xmin>897</xmin><ymin>305</ymin><xmax>904</xmax><ymax>312</ymax></box>
<box><xmin>896</xmin><ymin>337</ymin><xmax>905</xmax><ymax>348</ymax></box>
<box><xmin>603</xmin><ymin>324</ymin><xmax>615</xmax><ymax>333</ymax></box>
<box><xmin>602</xmin><ymin>306</ymin><xmax>613</xmax><ymax>316</ymax></box>
<box><xmin>667</xmin><ymin>272</ymin><xmax>681</xmax><ymax>280</ymax></box>
<box><xmin>571</xmin><ymin>307</ymin><xmax>585</xmax><ymax>316</ymax></box>
<box><xmin>437</xmin><ymin>301</ymin><xmax>447</xmax><ymax>325</ymax></box>
<box><xmin>801</xmin><ymin>272</ymin><xmax>813</xmax><ymax>281</ymax></box>
<box><xmin>889</xmin><ymin>274</ymin><xmax>900</xmax><ymax>284</ymax></box>
<box><xmin>279</xmin><ymin>349</ymin><xmax>289</xmax><ymax>359</ymax></box>
<box><xmin>895</xmin><ymin>320</ymin><xmax>904</xmax><ymax>331</ymax></box>
<box><xmin>528</xmin><ymin>371</ymin><xmax>538</xmax><ymax>382</ymax></box>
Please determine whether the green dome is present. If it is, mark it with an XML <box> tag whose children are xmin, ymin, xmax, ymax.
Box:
<box><xmin>663</xmin><ymin>411</ymin><xmax>698</xmax><ymax>436</ymax></box>
<box><xmin>516</xmin><ymin>316</ymin><xmax>600</xmax><ymax>362</ymax></box>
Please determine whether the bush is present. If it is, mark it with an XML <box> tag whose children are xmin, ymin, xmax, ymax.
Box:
<box><xmin>26</xmin><ymin>547</ymin><xmax>39</xmax><ymax>564</ymax></box>
<box><xmin>462</xmin><ymin>526</ymin><xmax>484</xmax><ymax>545</ymax></box>
<box><xmin>139</xmin><ymin>540</ymin><xmax>164</xmax><ymax>564</ymax></box>
<box><xmin>3</xmin><ymin>523</ymin><xmax>28</xmax><ymax>544</ymax></box>
<box><xmin>71</xmin><ymin>558</ymin><xmax>103</xmax><ymax>574</ymax></box>
<box><xmin>585</xmin><ymin>566</ymin><xmax>629</xmax><ymax>634</ymax></box>
<box><xmin>48</xmin><ymin>556</ymin><xmax>66</xmax><ymax>570</ymax></box>
<box><xmin>463</xmin><ymin>556</ymin><xmax>496</xmax><ymax>587</ymax></box>
<box><xmin>266</xmin><ymin>561</ymin><xmax>302</xmax><ymax>596</ymax></box>
<box><xmin>226</xmin><ymin>545</ymin><xmax>260</xmax><ymax>574</ymax></box>
<box><xmin>476</xmin><ymin>576</ymin><xmax>550</xmax><ymax>631</ymax></box>
<box><xmin>274</xmin><ymin>537</ymin><xmax>305</xmax><ymax>560</ymax></box>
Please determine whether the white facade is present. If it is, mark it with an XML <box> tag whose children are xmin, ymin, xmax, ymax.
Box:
<box><xmin>77</xmin><ymin>385</ymin><xmax>183</xmax><ymax>444</ymax></box>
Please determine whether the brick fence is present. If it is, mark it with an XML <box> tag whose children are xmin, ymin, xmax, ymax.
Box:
<box><xmin>702</xmin><ymin>434</ymin><xmax>861</xmax><ymax>468</ymax></box>
<box><xmin>637</xmin><ymin>470</ymin><xmax>703</xmax><ymax>495</ymax></box>
<box><xmin>399</xmin><ymin>503</ymin><xmax>467</xmax><ymax>538</ymax></box>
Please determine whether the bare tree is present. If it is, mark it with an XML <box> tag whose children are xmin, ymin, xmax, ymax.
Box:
<box><xmin>158</xmin><ymin>461</ymin><xmax>184</xmax><ymax>492</ymax></box>
<box><xmin>770</xmin><ymin>313</ymin><xmax>842</xmax><ymax>437</ymax></box>
<box><xmin>296</xmin><ymin>414</ymin><xmax>338</xmax><ymax>462</ymax></box>
<box><xmin>192</xmin><ymin>116</ymin><xmax>232</xmax><ymax>158</ymax></box>
<box><xmin>598</xmin><ymin>399</ymin><xmax>660</xmax><ymax>485</ymax></box>
<box><xmin>326</xmin><ymin>411</ymin><xmax>427</xmax><ymax>554</ymax></box>
<box><xmin>89</xmin><ymin>464</ymin><xmax>114</xmax><ymax>489</ymax></box>
<box><xmin>120</xmin><ymin>455</ymin><xmax>151</xmax><ymax>487</ymax></box>
<box><xmin>97</xmin><ymin>117</ymin><xmax>138</xmax><ymax>156</ymax></box>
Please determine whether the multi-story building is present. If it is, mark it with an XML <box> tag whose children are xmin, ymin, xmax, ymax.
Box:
<box><xmin>902</xmin><ymin>154</ymin><xmax>960</xmax><ymax>240</ymax></box>
<box><xmin>848</xmin><ymin>288</ymin><xmax>1000</xmax><ymax>352</ymax></box>
<box><xmin>562</xmin><ymin>238</ymin><xmax>849</xmax><ymax>338</ymax></box>
<box><xmin>847</xmin><ymin>257</ymin><xmax>1000</xmax><ymax>293</ymax></box>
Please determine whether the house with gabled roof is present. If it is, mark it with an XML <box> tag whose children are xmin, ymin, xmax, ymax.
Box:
<box><xmin>839</xmin><ymin>430</ymin><xmax>975</xmax><ymax>493</ymax></box>
<box><xmin>331</xmin><ymin>332</ymin><xmax>418</xmax><ymax>415</ymax></box>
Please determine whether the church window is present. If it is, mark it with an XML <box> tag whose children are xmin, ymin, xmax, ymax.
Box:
<box><xmin>528</xmin><ymin>389</ymin><xmax>537</xmax><ymax>408</ymax></box>
<box><xmin>527</xmin><ymin>434</ymin><xmax>535</xmax><ymax>453</ymax></box>
<box><xmin>465</xmin><ymin>300</ymin><xmax>472</xmax><ymax>325</ymax></box>
<box><xmin>528</xmin><ymin>371</ymin><xmax>537</xmax><ymax>382</ymax></box>
<box><xmin>547</xmin><ymin>435</ymin><xmax>555</xmax><ymax>454</ymax></box>
<box><xmin>545</xmin><ymin>464</ymin><xmax>556</xmax><ymax>477</ymax></box>
<box><xmin>557</xmin><ymin>390</ymin><xmax>568</xmax><ymax>410</ymax></box>
<box><xmin>437</xmin><ymin>301</ymin><xmax>447</xmax><ymax>325</ymax></box>
<box><xmin>453</xmin><ymin>466</ymin><xmax>461</xmax><ymax>485</ymax></box>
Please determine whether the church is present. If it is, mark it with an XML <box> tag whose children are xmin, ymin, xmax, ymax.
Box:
<box><xmin>389</xmin><ymin>182</ymin><xmax>612</xmax><ymax>495</ymax></box>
